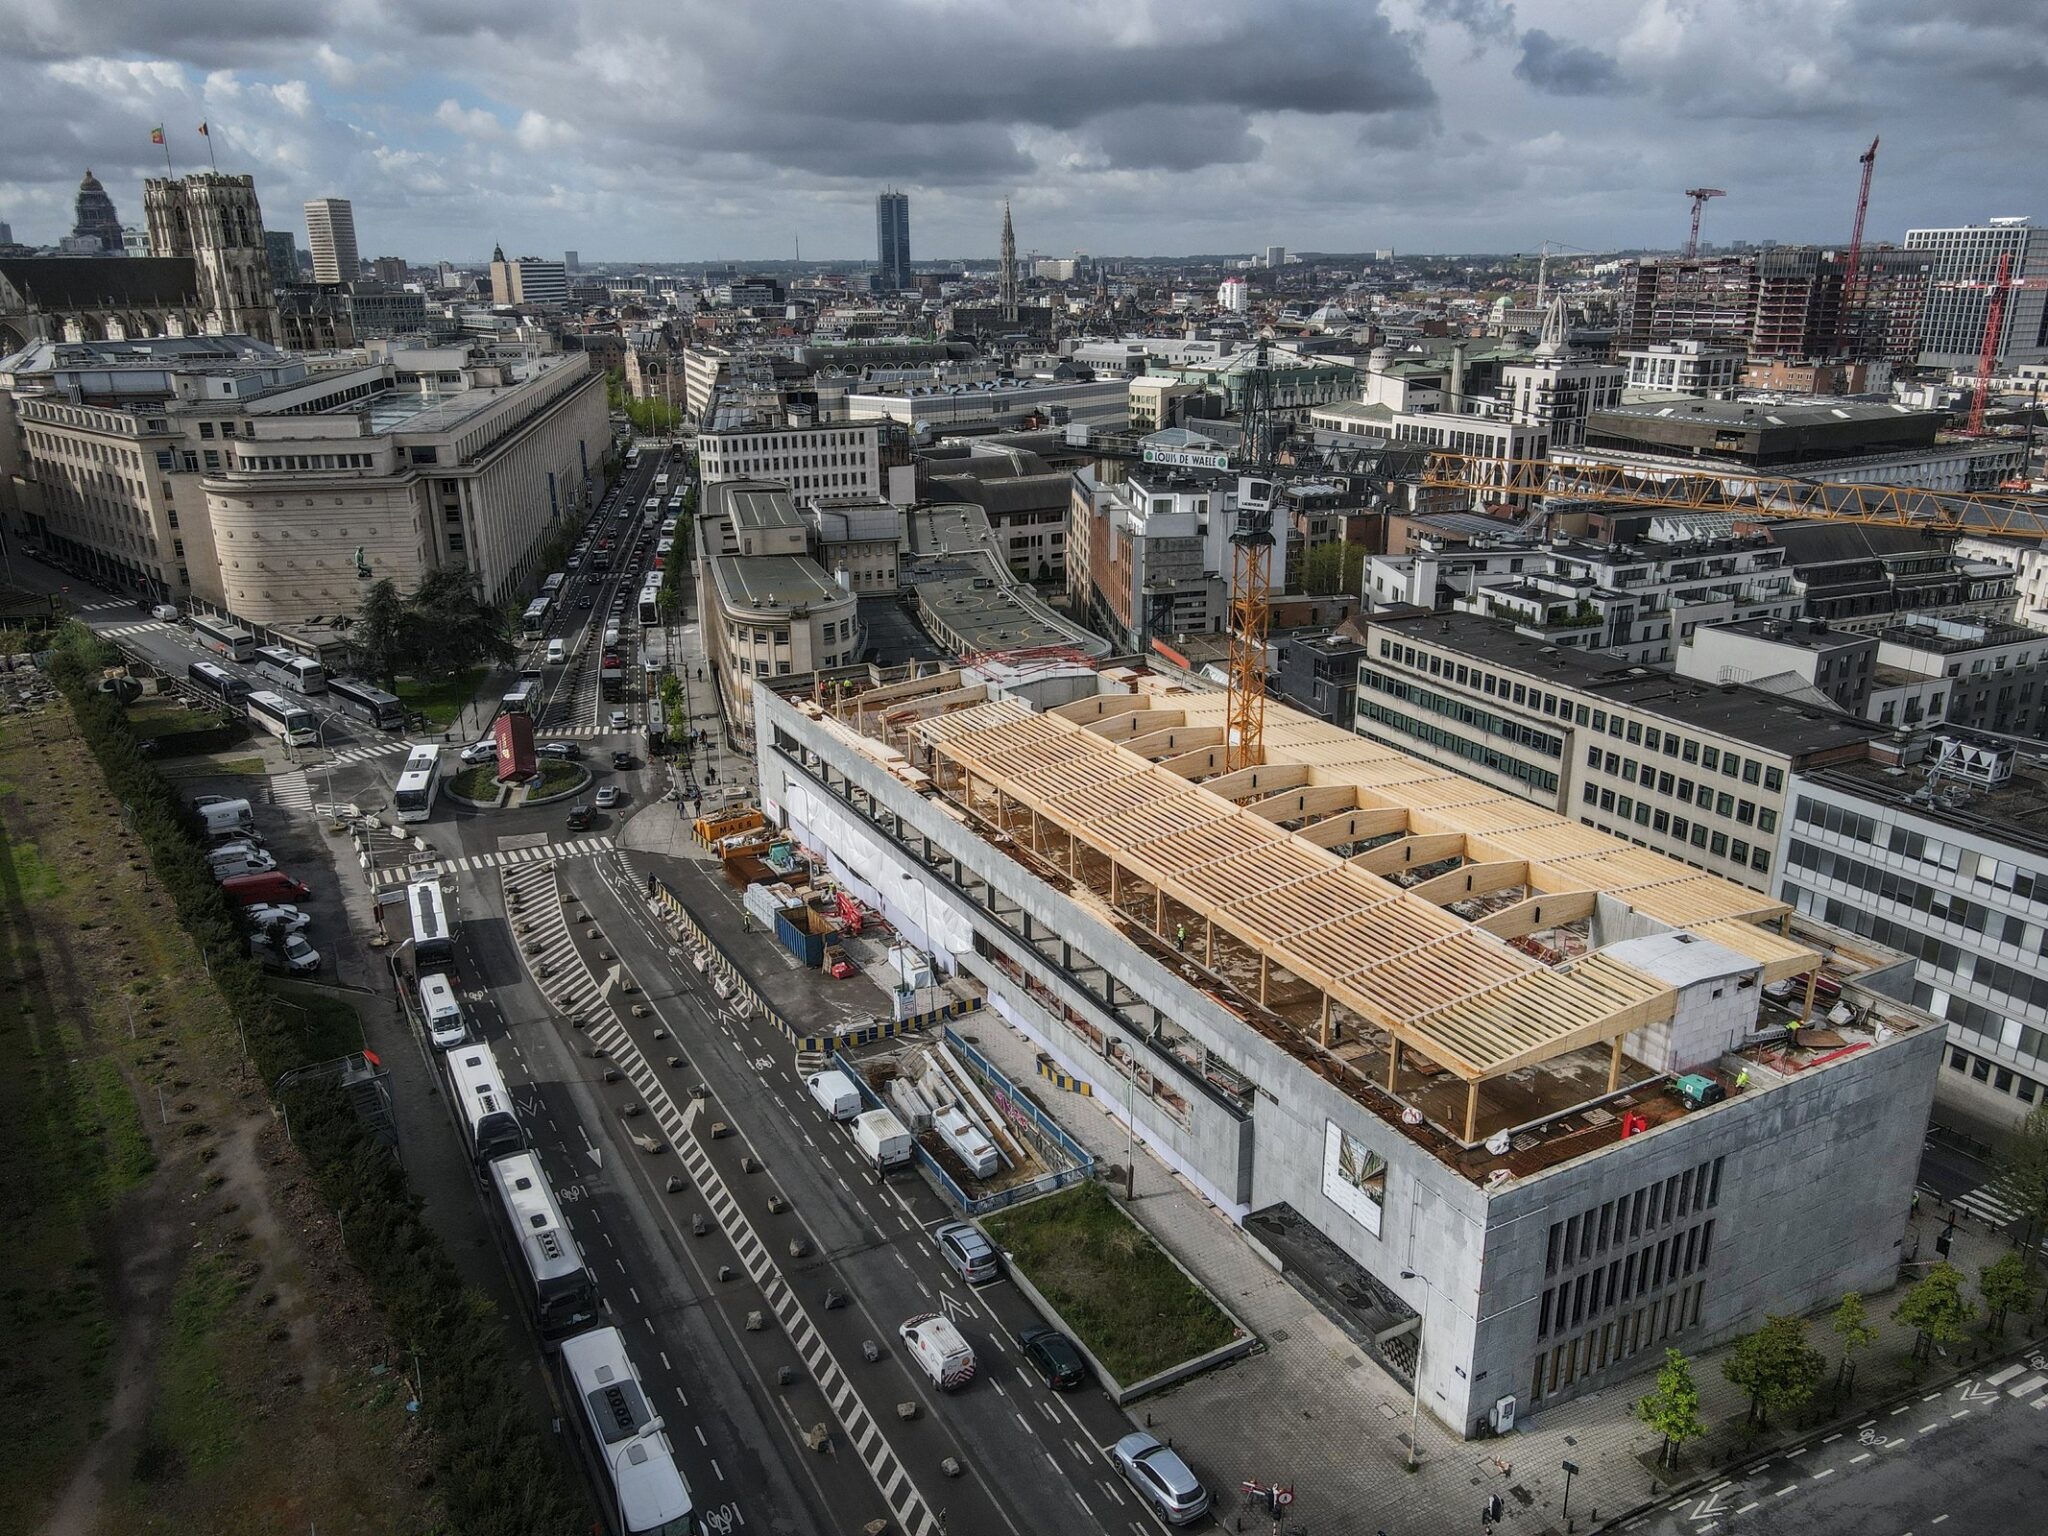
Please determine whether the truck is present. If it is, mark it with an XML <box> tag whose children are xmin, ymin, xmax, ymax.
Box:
<box><xmin>898</xmin><ymin>1313</ymin><xmax>976</xmax><ymax>1390</ymax></box>
<box><xmin>599</xmin><ymin>663</ymin><xmax>623</xmax><ymax>700</ymax></box>
<box><xmin>852</xmin><ymin>1108</ymin><xmax>913</xmax><ymax>1174</ymax></box>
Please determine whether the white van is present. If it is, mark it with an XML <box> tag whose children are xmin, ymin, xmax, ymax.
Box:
<box><xmin>151</xmin><ymin>603</ymin><xmax>181</xmax><ymax>622</ymax></box>
<box><xmin>852</xmin><ymin>1108</ymin><xmax>913</xmax><ymax>1173</ymax></box>
<box><xmin>210</xmin><ymin>847</ymin><xmax>279</xmax><ymax>879</ymax></box>
<box><xmin>546</xmin><ymin>638</ymin><xmax>567</xmax><ymax>665</ymax></box>
<box><xmin>603</xmin><ymin>626</ymin><xmax>620</xmax><ymax>649</ymax></box>
<box><xmin>805</xmin><ymin>1069</ymin><xmax>860</xmax><ymax>1121</ymax></box>
<box><xmin>899</xmin><ymin>1313</ymin><xmax>976</xmax><ymax>1389</ymax></box>
<box><xmin>417</xmin><ymin>972</ymin><xmax>470</xmax><ymax>1050</ymax></box>
<box><xmin>196</xmin><ymin>798</ymin><xmax>256</xmax><ymax>838</ymax></box>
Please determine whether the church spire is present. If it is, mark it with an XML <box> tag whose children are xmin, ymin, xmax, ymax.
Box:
<box><xmin>999</xmin><ymin>199</ymin><xmax>1018</xmax><ymax>324</ymax></box>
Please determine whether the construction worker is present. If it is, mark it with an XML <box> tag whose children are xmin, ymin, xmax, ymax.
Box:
<box><xmin>1734</xmin><ymin>1067</ymin><xmax>1750</xmax><ymax>1093</ymax></box>
<box><xmin>1174</xmin><ymin>922</ymin><xmax>1187</xmax><ymax>953</ymax></box>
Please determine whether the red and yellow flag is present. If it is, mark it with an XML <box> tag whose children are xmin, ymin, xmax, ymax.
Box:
<box><xmin>150</xmin><ymin>125</ymin><xmax>165</xmax><ymax>145</ymax></box>
<box><xmin>197</xmin><ymin>121</ymin><xmax>209</xmax><ymax>137</ymax></box>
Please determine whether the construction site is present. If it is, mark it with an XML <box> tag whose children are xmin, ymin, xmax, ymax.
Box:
<box><xmin>747</xmin><ymin>651</ymin><xmax>1944</xmax><ymax>1432</ymax></box>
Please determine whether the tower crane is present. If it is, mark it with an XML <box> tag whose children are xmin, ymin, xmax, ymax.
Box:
<box><xmin>1963</xmin><ymin>252</ymin><xmax>2048</xmax><ymax>436</ymax></box>
<box><xmin>1683</xmin><ymin>187</ymin><xmax>1725</xmax><ymax>259</ymax></box>
<box><xmin>1836</xmin><ymin>137</ymin><xmax>1879</xmax><ymax>357</ymax></box>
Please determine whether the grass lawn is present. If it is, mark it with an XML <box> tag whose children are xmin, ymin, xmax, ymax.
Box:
<box><xmin>393</xmin><ymin>668</ymin><xmax>485</xmax><ymax>727</ymax></box>
<box><xmin>983</xmin><ymin>1181</ymin><xmax>1239</xmax><ymax>1385</ymax></box>
<box><xmin>448</xmin><ymin>762</ymin><xmax>503</xmax><ymax>801</ymax></box>
<box><xmin>533</xmin><ymin>759</ymin><xmax>585</xmax><ymax>795</ymax></box>
<box><xmin>210</xmin><ymin>756</ymin><xmax>268</xmax><ymax>776</ymax></box>
<box><xmin>126</xmin><ymin>699</ymin><xmax>230</xmax><ymax>741</ymax></box>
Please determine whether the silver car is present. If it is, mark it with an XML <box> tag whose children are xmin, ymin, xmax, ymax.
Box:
<box><xmin>1111</xmin><ymin>1432</ymin><xmax>1209</xmax><ymax>1525</ymax></box>
<box><xmin>934</xmin><ymin>1221</ymin><xmax>999</xmax><ymax>1284</ymax></box>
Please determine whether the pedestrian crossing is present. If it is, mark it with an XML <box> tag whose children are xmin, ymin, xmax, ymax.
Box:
<box><xmin>98</xmin><ymin>621</ymin><xmax>172</xmax><ymax>638</ymax></box>
<box><xmin>269</xmin><ymin>770</ymin><xmax>313</xmax><ymax>812</ymax></box>
<box><xmin>80</xmin><ymin>599</ymin><xmax>136</xmax><ymax>613</ymax></box>
<box><xmin>373</xmin><ymin>834</ymin><xmax>613</xmax><ymax>888</ymax></box>
<box><xmin>320</xmin><ymin>739</ymin><xmax>413</xmax><ymax>766</ymax></box>
<box><xmin>1954</xmin><ymin>1184</ymin><xmax>2021</xmax><ymax>1228</ymax></box>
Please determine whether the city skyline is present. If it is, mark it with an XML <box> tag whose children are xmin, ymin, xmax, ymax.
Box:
<box><xmin>0</xmin><ymin>1</ymin><xmax>2040</xmax><ymax>264</ymax></box>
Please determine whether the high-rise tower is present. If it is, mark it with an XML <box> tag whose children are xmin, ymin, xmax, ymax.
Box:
<box><xmin>144</xmin><ymin>172</ymin><xmax>280</xmax><ymax>343</ymax></box>
<box><xmin>876</xmin><ymin>190</ymin><xmax>910</xmax><ymax>291</ymax></box>
<box><xmin>304</xmin><ymin>197</ymin><xmax>359</xmax><ymax>284</ymax></box>
<box><xmin>999</xmin><ymin>199</ymin><xmax>1017</xmax><ymax>323</ymax></box>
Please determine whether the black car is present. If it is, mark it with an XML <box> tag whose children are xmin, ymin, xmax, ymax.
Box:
<box><xmin>578</xmin><ymin>594</ymin><xmax>593</xmax><ymax>609</ymax></box>
<box><xmin>565</xmin><ymin>803</ymin><xmax>592</xmax><ymax>831</ymax></box>
<box><xmin>1018</xmin><ymin>1326</ymin><xmax>1087</xmax><ymax>1390</ymax></box>
<box><xmin>611</xmin><ymin>749</ymin><xmax>634</xmax><ymax>770</ymax></box>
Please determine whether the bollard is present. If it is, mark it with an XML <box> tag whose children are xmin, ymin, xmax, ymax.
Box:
<box><xmin>766</xmin><ymin>1194</ymin><xmax>788</xmax><ymax>1214</ymax></box>
<box><xmin>666</xmin><ymin>1175</ymin><xmax>685</xmax><ymax>1193</ymax></box>
<box><xmin>692</xmin><ymin>1214</ymin><xmax>708</xmax><ymax>1236</ymax></box>
<box><xmin>718</xmin><ymin>1264</ymin><xmax>734</xmax><ymax>1281</ymax></box>
<box><xmin>740</xmin><ymin>1155</ymin><xmax>759</xmax><ymax>1173</ymax></box>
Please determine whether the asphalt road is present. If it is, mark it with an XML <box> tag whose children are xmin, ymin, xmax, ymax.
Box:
<box><xmin>1620</xmin><ymin>1342</ymin><xmax>2048</xmax><ymax>1536</ymax></box>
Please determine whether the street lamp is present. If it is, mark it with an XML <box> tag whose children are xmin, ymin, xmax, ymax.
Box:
<box><xmin>1400</xmin><ymin>1268</ymin><xmax>1432</xmax><ymax>1472</ymax></box>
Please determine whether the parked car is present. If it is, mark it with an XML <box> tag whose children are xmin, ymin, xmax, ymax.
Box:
<box><xmin>1018</xmin><ymin>1326</ymin><xmax>1087</xmax><ymax>1391</ymax></box>
<box><xmin>151</xmin><ymin>603</ymin><xmax>181</xmax><ymax>621</ymax></box>
<box><xmin>537</xmin><ymin>740</ymin><xmax>583</xmax><ymax>760</ymax></box>
<box><xmin>594</xmin><ymin>785</ymin><xmax>619</xmax><ymax>809</ymax></box>
<box><xmin>578</xmin><ymin>595</ymin><xmax>594</xmax><ymax>609</ymax></box>
<box><xmin>243</xmin><ymin>903</ymin><xmax>311</xmax><ymax>935</ymax></box>
<box><xmin>220</xmin><ymin>872</ymin><xmax>312</xmax><ymax>905</ymax></box>
<box><xmin>934</xmin><ymin>1221</ymin><xmax>999</xmax><ymax>1284</ymax></box>
<box><xmin>566</xmin><ymin>803</ymin><xmax>593</xmax><ymax>831</ymax></box>
<box><xmin>1111</xmin><ymin>1433</ymin><xmax>1209</xmax><ymax>1526</ymax></box>
<box><xmin>264</xmin><ymin>931</ymin><xmax>322</xmax><ymax>975</ymax></box>
<box><xmin>611</xmin><ymin>749</ymin><xmax>634</xmax><ymax>770</ymax></box>
<box><xmin>459</xmin><ymin>739</ymin><xmax>497</xmax><ymax>764</ymax></box>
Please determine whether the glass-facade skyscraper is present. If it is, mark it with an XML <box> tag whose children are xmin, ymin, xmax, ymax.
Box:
<box><xmin>876</xmin><ymin>191</ymin><xmax>910</xmax><ymax>291</ymax></box>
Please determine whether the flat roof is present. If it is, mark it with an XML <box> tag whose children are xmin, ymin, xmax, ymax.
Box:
<box><xmin>1375</xmin><ymin>612</ymin><xmax>1881</xmax><ymax>759</ymax></box>
<box><xmin>904</xmin><ymin>504</ymin><xmax>1111</xmax><ymax>658</ymax></box>
<box><xmin>1597</xmin><ymin>397</ymin><xmax>1935</xmax><ymax>430</ymax></box>
<box><xmin>1708</xmin><ymin>618</ymin><xmax>1872</xmax><ymax>654</ymax></box>
<box><xmin>715</xmin><ymin>554</ymin><xmax>843</xmax><ymax>611</ymax></box>
<box><xmin>1809</xmin><ymin>750</ymin><xmax>2048</xmax><ymax>861</ymax></box>
<box><xmin>720</xmin><ymin>483</ymin><xmax>806</xmax><ymax>532</ymax></box>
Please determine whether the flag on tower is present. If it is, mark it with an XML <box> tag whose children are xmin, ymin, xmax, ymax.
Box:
<box><xmin>150</xmin><ymin>126</ymin><xmax>165</xmax><ymax>145</ymax></box>
<box><xmin>197</xmin><ymin>121</ymin><xmax>209</xmax><ymax>136</ymax></box>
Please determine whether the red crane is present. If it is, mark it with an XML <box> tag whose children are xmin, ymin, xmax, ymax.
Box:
<box><xmin>1955</xmin><ymin>254</ymin><xmax>2048</xmax><ymax>435</ymax></box>
<box><xmin>1836</xmin><ymin>136</ymin><xmax>1879</xmax><ymax>357</ymax></box>
<box><xmin>1683</xmin><ymin>187</ymin><xmax>1725</xmax><ymax>259</ymax></box>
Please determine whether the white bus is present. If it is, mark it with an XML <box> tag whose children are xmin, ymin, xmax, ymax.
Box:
<box><xmin>500</xmin><ymin>678</ymin><xmax>539</xmax><ymax>716</ymax></box>
<box><xmin>488</xmin><ymin>1151</ymin><xmax>600</xmax><ymax>1343</ymax></box>
<box><xmin>541</xmin><ymin>572</ymin><xmax>567</xmax><ymax>598</ymax></box>
<box><xmin>445</xmin><ymin>1042</ymin><xmax>525</xmax><ymax>1166</ymax></box>
<box><xmin>654</xmin><ymin>471</ymin><xmax>670</xmax><ymax>489</ymax></box>
<box><xmin>521</xmin><ymin>595</ymin><xmax>554</xmax><ymax>638</ymax></box>
<box><xmin>187</xmin><ymin>659</ymin><xmax>250</xmax><ymax>707</ymax></box>
<box><xmin>191</xmin><ymin>612</ymin><xmax>257</xmax><ymax>662</ymax></box>
<box><xmin>244</xmin><ymin>689</ymin><xmax>317</xmax><ymax>747</ymax></box>
<box><xmin>393</xmin><ymin>743</ymin><xmax>442</xmax><ymax>823</ymax></box>
<box><xmin>327</xmin><ymin>677</ymin><xmax>407</xmax><ymax>731</ymax></box>
<box><xmin>557</xmin><ymin>1327</ymin><xmax>697</xmax><ymax>1536</ymax></box>
<box><xmin>254</xmin><ymin>645</ymin><xmax>327</xmax><ymax>696</ymax></box>
<box><xmin>638</xmin><ymin>573</ymin><xmax>665</xmax><ymax>628</ymax></box>
<box><xmin>407</xmin><ymin>874</ymin><xmax>455</xmax><ymax>973</ymax></box>
<box><xmin>417</xmin><ymin>971</ymin><xmax>470</xmax><ymax>1051</ymax></box>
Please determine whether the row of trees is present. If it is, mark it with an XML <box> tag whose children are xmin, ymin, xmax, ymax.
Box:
<box><xmin>45</xmin><ymin>625</ymin><xmax>586</xmax><ymax>1533</ymax></box>
<box><xmin>346</xmin><ymin>570</ymin><xmax>517</xmax><ymax>691</ymax></box>
<box><xmin>1299</xmin><ymin>539</ymin><xmax>1369</xmax><ymax>597</ymax></box>
<box><xmin>1638</xmin><ymin>1251</ymin><xmax>2044</xmax><ymax>1468</ymax></box>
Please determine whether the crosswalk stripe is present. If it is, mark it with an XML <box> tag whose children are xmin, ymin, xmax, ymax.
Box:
<box><xmin>1955</xmin><ymin>1186</ymin><xmax>2022</xmax><ymax>1226</ymax></box>
<box><xmin>2009</xmin><ymin>1373</ymin><xmax>2048</xmax><ymax>1399</ymax></box>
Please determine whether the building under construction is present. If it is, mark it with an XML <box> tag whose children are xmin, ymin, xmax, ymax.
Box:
<box><xmin>752</xmin><ymin>658</ymin><xmax>1941</xmax><ymax>1432</ymax></box>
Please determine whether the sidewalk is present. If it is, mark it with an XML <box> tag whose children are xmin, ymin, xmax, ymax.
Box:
<box><xmin>960</xmin><ymin>1006</ymin><xmax>2045</xmax><ymax>1534</ymax></box>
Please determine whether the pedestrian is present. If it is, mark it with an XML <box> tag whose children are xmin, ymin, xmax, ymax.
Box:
<box><xmin>1911</xmin><ymin>1190</ymin><xmax>1921</xmax><ymax>1217</ymax></box>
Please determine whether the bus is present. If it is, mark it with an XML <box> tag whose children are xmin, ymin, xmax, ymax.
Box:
<box><xmin>244</xmin><ymin>689</ymin><xmax>317</xmax><ymax>747</ymax></box>
<box><xmin>557</xmin><ymin>1328</ymin><xmax>697</xmax><ymax>1536</ymax></box>
<box><xmin>521</xmin><ymin>595</ymin><xmax>554</xmax><ymax>637</ymax></box>
<box><xmin>541</xmin><ymin>572</ymin><xmax>567</xmax><ymax>598</ymax></box>
<box><xmin>327</xmin><ymin>676</ymin><xmax>407</xmax><ymax>731</ymax></box>
<box><xmin>190</xmin><ymin>612</ymin><xmax>257</xmax><ymax>662</ymax></box>
<box><xmin>445</xmin><ymin>1042</ymin><xmax>525</xmax><ymax>1166</ymax></box>
<box><xmin>254</xmin><ymin>645</ymin><xmax>328</xmax><ymax>696</ymax></box>
<box><xmin>500</xmin><ymin>678</ymin><xmax>539</xmax><ymax>716</ymax></box>
<box><xmin>638</xmin><ymin>573</ymin><xmax>665</xmax><ymax>628</ymax></box>
<box><xmin>187</xmin><ymin>659</ymin><xmax>250</xmax><ymax>707</ymax></box>
<box><xmin>407</xmin><ymin>874</ymin><xmax>455</xmax><ymax>973</ymax></box>
<box><xmin>393</xmin><ymin>744</ymin><xmax>442</xmax><ymax>823</ymax></box>
<box><xmin>654</xmin><ymin>471</ymin><xmax>670</xmax><ymax>489</ymax></box>
<box><xmin>488</xmin><ymin>1151</ymin><xmax>600</xmax><ymax>1344</ymax></box>
<box><xmin>627</xmin><ymin>447</ymin><xmax>641</xmax><ymax>468</ymax></box>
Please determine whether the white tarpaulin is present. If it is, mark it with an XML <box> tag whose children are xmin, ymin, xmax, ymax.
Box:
<box><xmin>784</xmin><ymin>780</ymin><xmax>974</xmax><ymax>964</ymax></box>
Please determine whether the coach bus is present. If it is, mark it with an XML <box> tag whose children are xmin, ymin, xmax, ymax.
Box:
<box><xmin>187</xmin><ymin>659</ymin><xmax>250</xmax><ymax>708</ymax></box>
<box><xmin>638</xmin><ymin>573</ymin><xmax>665</xmax><ymax>628</ymax></box>
<box><xmin>487</xmin><ymin>1151</ymin><xmax>601</xmax><ymax>1344</ymax></box>
<box><xmin>393</xmin><ymin>744</ymin><xmax>442</xmax><ymax>823</ymax></box>
<box><xmin>444</xmin><ymin>1041</ymin><xmax>525</xmax><ymax>1166</ymax></box>
<box><xmin>500</xmin><ymin>678</ymin><xmax>539</xmax><ymax>716</ymax></box>
<box><xmin>253</xmin><ymin>645</ymin><xmax>328</xmax><ymax>696</ymax></box>
<box><xmin>243</xmin><ymin>689</ymin><xmax>318</xmax><ymax>748</ymax></box>
<box><xmin>521</xmin><ymin>595</ymin><xmax>554</xmax><ymax>638</ymax></box>
<box><xmin>557</xmin><ymin>1327</ymin><xmax>698</xmax><ymax>1536</ymax></box>
<box><xmin>541</xmin><ymin>571</ymin><xmax>567</xmax><ymax>598</ymax></box>
<box><xmin>190</xmin><ymin>612</ymin><xmax>257</xmax><ymax>662</ymax></box>
<box><xmin>326</xmin><ymin>676</ymin><xmax>407</xmax><ymax>731</ymax></box>
<box><xmin>406</xmin><ymin>874</ymin><xmax>455</xmax><ymax>973</ymax></box>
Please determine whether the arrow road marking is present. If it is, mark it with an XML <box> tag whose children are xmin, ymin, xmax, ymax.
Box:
<box><xmin>1690</xmin><ymin>1489</ymin><xmax>1728</xmax><ymax>1522</ymax></box>
<box><xmin>1958</xmin><ymin>1379</ymin><xmax>2000</xmax><ymax>1403</ymax></box>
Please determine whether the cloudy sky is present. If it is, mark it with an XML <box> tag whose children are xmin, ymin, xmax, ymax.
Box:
<box><xmin>1</xmin><ymin>0</ymin><xmax>2040</xmax><ymax>265</ymax></box>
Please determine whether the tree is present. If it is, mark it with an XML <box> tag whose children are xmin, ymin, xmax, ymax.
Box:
<box><xmin>408</xmin><ymin>567</ymin><xmax>516</xmax><ymax>677</ymax></box>
<box><xmin>1894</xmin><ymin>1261</ymin><xmax>1977</xmax><ymax>1363</ymax></box>
<box><xmin>1635</xmin><ymin>1349</ymin><xmax>1706</xmax><ymax>1471</ymax></box>
<box><xmin>1830</xmin><ymin>1292</ymin><xmax>1877</xmax><ymax>1395</ymax></box>
<box><xmin>1300</xmin><ymin>539</ymin><xmax>1369</xmax><ymax>597</ymax></box>
<box><xmin>1986</xmin><ymin>1104</ymin><xmax>2048</xmax><ymax>1273</ymax></box>
<box><xmin>1979</xmin><ymin>1251</ymin><xmax>2038</xmax><ymax>1338</ymax></box>
<box><xmin>1722</xmin><ymin>1314</ymin><xmax>1826</xmax><ymax>1428</ymax></box>
<box><xmin>347</xmin><ymin>577</ymin><xmax>411</xmax><ymax>689</ymax></box>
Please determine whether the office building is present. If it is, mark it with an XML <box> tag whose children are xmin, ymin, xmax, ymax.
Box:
<box><xmin>756</xmin><ymin>664</ymin><xmax>1938</xmax><ymax>1432</ymax></box>
<box><xmin>304</xmin><ymin>197</ymin><xmax>359</xmax><ymax>284</ymax></box>
<box><xmin>1619</xmin><ymin>340</ymin><xmax>1745</xmax><ymax>397</ymax></box>
<box><xmin>1904</xmin><ymin>217</ymin><xmax>2048</xmax><ymax>369</ymax></box>
<box><xmin>1264</xmin><ymin>244</ymin><xmax>1286</xmax><ymax>269</ymax></box>
<box><xmin>844</xmin><ymin>375</ymin><xmax>1129</xmax><ymax>434</ymax></box>
<box><xmin>0</xmin><ymin>335</ymin><xmax>606</xmax><ymax>623</ymax></box>
<box><xmin>370</xmin><ymin>256</ymin><xmax>408</xmax><ymax>286</ymax></box>
<box><xmin>142</xmin><ymin>172</ymin><xmax>280</xmax><ymax>344</ymax></box>
<box><xmin>1781</xmin><ymin>735</ymin><xmax>2047</xmax><ymax>1138</ymax></box>
<box><xmin>696</xmin><ymin>420</ymin><xmax>891</xmax><ymax>506</ymax></box>
<box><xmin>1217</xmin><ymin>276</ymin><xmax>1249</xmax><ymax>313</ymax></box>
<box><xmin>70</xmin><ymin>170</ymin><xmax>123</xmax><ymax>254</ymax></box>
<box><xmin>1768</xmin><ymin>523</ymin><xmax>2018</xmax><ymax>633</ymax></box>
<box><xmin>263</xmin><ymin>229</ymin><xmax>299</xmax><ymax>291</ymax></box>
<box><xmin>1356</xmin><ymin>610</ymin><xmax>1880</xmax><ymax>889</ymax></box>
<box><xmin>487</xmin><ymin>245</ymin><xmax>568</xmax><ymax>308</ymax></box>
<box><xmin>1675</xmin><ymin>618</ymin><xmax>1877</xmax><ymax>715</ymax></box>
<box><xmin>0</xmin><ymin>222</ymin><xmax>13</xmax><ymax>246</ymax></box>
<box><xmin>876</xmin><ymin>191</ymin><xmax>911</xmax><ymax>291</ymax></box>
<box><xmin>1275</xmin><ymin>629</ymin><xmax>1368</xmax><ymax>725</ymax></box>
<box><xmin>695</xmin><ymin>481</ymin><xmax>862</xmax><ymax>707</ymax></box>
<box><xmin>564</xmin><ymin>249</ymin><xmax>579</xmax><ymax>273</ymax></box>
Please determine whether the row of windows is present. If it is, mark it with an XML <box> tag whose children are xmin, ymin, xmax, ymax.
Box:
<box><xmin>1792</xmin><ymin>795</ymin><xmax>2048</xmax><ymax>908</ymax></box>
<box><xmin>235</xmin><ymin>453</ymin><xmax>377</xmax><ymax>472</ymax></box>
<box><xmin>1531</xmin><ymin>1282</ymin><xmax>1706</xmax><ymax>1404</ymax></box>
<box><xmin>1783</xmin><ymin>839</ymin><xmax>2041</xmax><ymax>953</ymax></box>
<box><xmin>1546</xmin><ymin>1157</ymin><xmax>1724</xmax><ymax>1276</ymax></box>
<box><xmin>1361</xmin><ymin>668</ymin><xmax>1563</xmax><ymax>757</ymax></box>
<box><xmin>1540</xmin><ymin>1218</ymin><xmax>1715</xmax><ymax>1340</ymax></box>
<box><xmin>1356</xmin><ymin>702</ymin><xmax>1559</xmax><ymax>795</ymax></box>
<box><xmin>1582</xmin><ymin>789</ymin><xmax>1774</xmax><ymax>872</ymax></box>
<box><xmin>1947</xmin><ymin>1046</ymin><xmax>2043</xmax><ymax>1104</ymax></box>
<box><xmin>1585</xmin><ymin>749</ymin><xmax>1778</xmax><ymax>831</ymax></box>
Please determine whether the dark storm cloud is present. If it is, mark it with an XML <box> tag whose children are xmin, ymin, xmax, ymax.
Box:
<box><xmin>1086</xmin><ymin>107</ymin><xmax>1263</xmax><ymax>173</ymax></box>
<box><xmin>1513</xmin><ymin>28</ymin><xmax>1623</xmax><ymax>95</ymax></box>
<box><xmin>4</xmin><ymin>0</ymin><xmax>327</xmax><ymax>64</ymax></box>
